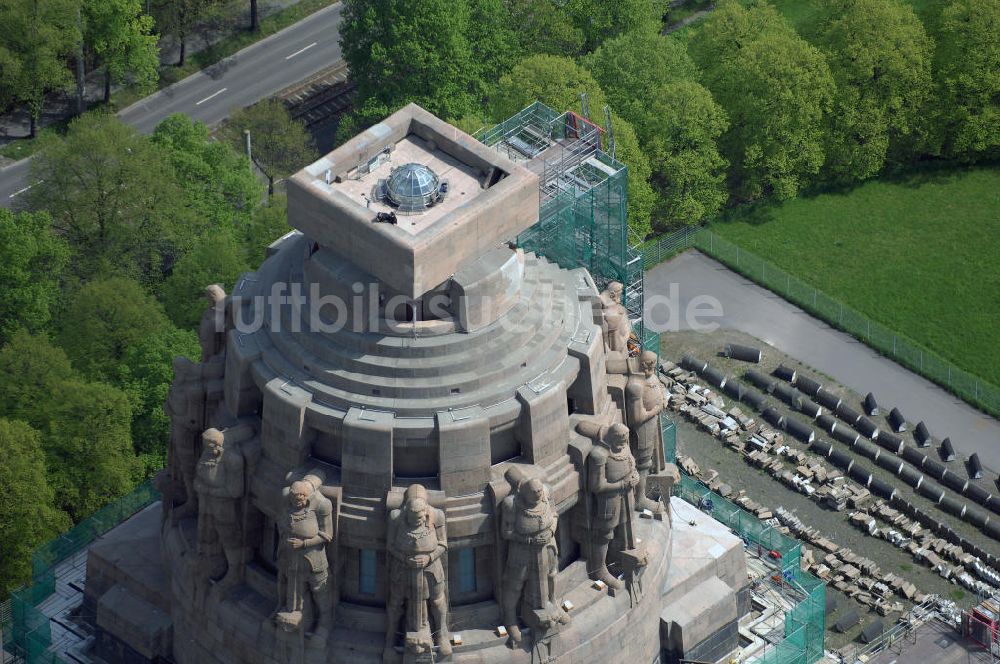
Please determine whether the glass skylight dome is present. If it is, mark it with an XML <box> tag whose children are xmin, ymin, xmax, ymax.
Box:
<box><xmin>385</xmin><ymin>163</ymin><xmax>441</xmax><ymax>213</ymax></box>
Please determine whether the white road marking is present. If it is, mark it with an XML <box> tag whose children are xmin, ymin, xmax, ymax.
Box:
<box><xmin>285</xmin><ymin>42</ymin><xmax>317</xmax><ymax>60</ymax></box>
<box><xmin>195</xmin><ymin>88</ymin><xmax>228</xmax><ymax>105</ymax></box>
<box><xmin>9</xmin><ymin>180</ymin><xmax>43</xmax><ymax>198</ymax></box>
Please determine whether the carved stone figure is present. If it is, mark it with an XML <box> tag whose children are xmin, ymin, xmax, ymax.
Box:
<box><xmin>581</xmin><ymin>422</ymin><xmax>643</xmax><ymax>590</ymax></box>
<box><xmin>600</xmin><ymin>281</ymin><xmax>631</xmax><ymax>353</ymax></box>
<box><xmin>198</xmin><ymin>284</ymin><xmax>228</xmax><ymax>362</ymax></box>
<box><xmin>164</xmin><ymin>357</ymin><xmax>206</xmax><ymax>520</ymax></box>
<box><xmin>626</xmin><ymin>350</ymin><xmax>669</xmax><ymax>515</ymax></box>
<box><xmin>275</xmin><ymin>477</ymin><xmax>334</xmax><ymax>640</ymax></box>
<box><xmin>500</xmin><ymin>472</ymin><xmax>569</xmax><ymax>646</ymax></box>
<box><xmin>385</xmin><ymin>484</ymin><xmax>452</xmax><ymax>658</ymax></box>
<box><xmin>194</xmin><ymin>428</ymin><xmax>246</xmax><ymax>590</ymax></box>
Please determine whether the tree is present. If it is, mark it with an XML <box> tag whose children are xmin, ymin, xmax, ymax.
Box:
<box><xmin>934</xmin><ymin>0</ymin><xmax>1000</xmax><ymax>162</ymax></box>
<box><xmin>584</xmin><ymin>29</ymin><xmax>698</xmax><ymax>127</ymax></box>
<box><xmin>610</xmin><ymin>113</ymin><xmax>656</xmax><ymax>240</ymax></box>
<box><xmin>28</xmin><ymin>113</ymin><xmax>188</xmax><ymax>285</ymax></box>
<box><xmin>220</xmin><ymin>100</ymin><xmax>315</xmax><ymax>195</ymax></box>
<box><xmin>566</xmin><ymin>0</ymin><xmax>667</xmax><ymax>52</ymax></box>
<box><xmin>467</xmin><ymin>0</ymin><xmax>520</xmax><ymax>104</ymax></box>
<box><xmin>83</xmin><ymin>0</ymin><xmax>160</xmax><ymax>104</ymax></box>
<box><xmin>815</xmin><ymin>0</ymin><xmax>933</xmax><ymax>180</ymax></box>
<box><xmin>57</xmin><ymin>277</ymin><xmax>172</xmax><ymax>381</ymax></box>
<box><xmin>245</xmin><ymin>196</ymin><xmax>290</xmax><ymax>267</ymax></box>
<box><xmin>150</xmin><ymin>0</ymin><xmax>214</xmax><ymax>67</ymax></box>
<box><xmin>153</xmin><ymin>113</ymin><xmax>262</xmax><ymax>230</ymax></box>
<box><xmin>0</xmin><ymin>332</ymin><xmax>140</xmax><ymax>520</ymax></box>
<box><xmin>161</xmin><ymin>229</ymin><xmax>248</xmax><ymax>330</ymax></box>
<box><xmin>0</xmin><ymin>0</ymin><xmax>78</xmax><ymax>137</ymax></box>
<box><xmin>639</xmin><ymin>82</ymin><xmax>729</xmax><ymax>227</ymax></box>
<box><xmin>494</xmin><ymin>54</ymin><xmax>606</xmax><ymax>120</ymax></box>
<box><xmin>504</xmin><ymin>0</ymin><xmax>585</xmax><ymax>57</ymax></box>
<box><xmin>340</xmin><ymin>0</ymin><xmax>476</xmax><ymax>119</ymax></box>
<box><xmin>690</xmin><ymin>0</ymin><xmax>835</xmax><ymax>201</ymax></box>
<box><xmin>0</xmin><ymin>210</ymin><xmax>70</xmax><ymax>343</ymax></box>
<box><xmin>44</xmin><ymin>379</ymin><xmax>140</xmax><ymax>519</ymax></box>
<box><xmin>0</xmin><ymin>418</ymin><xmax>71</xmax><ymax>598</ymax></box>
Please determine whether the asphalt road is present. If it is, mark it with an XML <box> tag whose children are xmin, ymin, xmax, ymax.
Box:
<box><xmin>0</xmin><ymin>1</ymin><xmax>343</xmax><ymax>206</ymax></box>
<box><xmin>646</xmin><ymin>250</ymin><xmax>1000</xmax><ymax>472</ymax></box>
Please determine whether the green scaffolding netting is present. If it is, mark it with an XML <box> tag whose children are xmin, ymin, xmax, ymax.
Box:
<box><xmin>2</xmin><ymin>480</ymin><xmax>160</xmax><ymax>664</ymax></box>
<box><xmin>675</xmin><ymin>475</ymin><xmax>826</xmax><ymax>663</ymax></box>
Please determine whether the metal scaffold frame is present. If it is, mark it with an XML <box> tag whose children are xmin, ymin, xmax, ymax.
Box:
<box><xmin>474</xmin><ymin>101</ymin><xmax>653</xmax><ymax>352</ymax></box>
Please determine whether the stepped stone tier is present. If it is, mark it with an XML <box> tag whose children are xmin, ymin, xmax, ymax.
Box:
<box><xmin>83</xmin><ymin>104</ymin><xmax>750</xmax><ymax>664</ymax></box>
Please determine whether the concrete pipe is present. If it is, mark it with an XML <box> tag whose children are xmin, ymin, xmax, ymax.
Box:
<box><xmin>745</xmin><ymin>370</ymin><xmax>776</xmax><ymax>393</ymax></box>
<box><xmin>888</xmin><ymin>407</ymin><xmax>907</xmax><ymax>433</ymax></box>
<box><xmin>703</xmin><ymin>366</ymin><xmax>728</xmax><ymax>389</ymax></box>
<box><xmin>863</xmin><ymin>392</ymin><xmax>879</xmax><ymax>417</ymax></box>
<box><xmin>797</xmin><ymin>398</ymin><xmax>823</xmax><ymax>419</ymax></box>
<box><xmin>876</xmin><ymin>454</ymin><xmax>904</xmax><ymax>475</ymax></box>
<box><xmin>965</xmin><ymin>483</ymin><xmax>992</xmax><ymax>504</ymax></box>
<box><xmin>901</xmin><ymin>446</ymin><xmax>926</xmax><ymax>468</ymax></box>
<box><xmin>835</xmin><ymin>403</ymin><xmax>863</xmax><ymax>427</ymax></box>
<box><xmin>855</xmin><ymin>417</ymin><xmax>880</xmax><ymax>440</ymax></box>
<box><xmin>681</xmin><ymin>354</ymin><xmax>708</xmax><ymax>374</ymax></box>
<box><xmin>723</xmin><ymin>380</ymin><xmax>745</xmax><ymax>401</ymax></box>
<box><xmin>772</xmin><ymin>382</ymin><xmax>798</xmax><ymax>405</ymax></box>
<box><xmin>784</xmin><ymin>418</ymin><xmax>816</xmax><ymax>444</ymax></box>
<box><xmin>762</xmin><ymin>407</ymin><xmax>785</xmax><ymax>428</ymax></box>
<box><xmin>853</xmin><ymin>439</ymin><xmax>881</xmax><ymax>461</ymax></box>
<box><xmin>795</xmin><ymin>374</ymin><xmax>823</xmax><ymax>396</ymax></box>
<box><xmin>918</xmin><ymin>482</ymin><xmax>945</xmax><ymax>504</ymax></box>
<box><xmin>829</xmin><ymin>449</ymin><xmax>853</xmax><ymax>471</ymax></box>
<box><xmin>742</xmin><ymin>389</ymin><xmax>767</xmax><ymax>410</ymax></box>
<box><xmin>922</xmin><ymin>458</ymin><xmax>946</xmax><ymax>480</ymax></box>
<box><xmin>914</xmin><ymin>421</ymin><xmax>932</xmax><ymax>447</ymax></box>
<box><xmin>940</xmin><ymin>438</ymin><xmax>956</xmax><ymax>462</ymax></box>
<box><xmin>898</xmin><ymin>465</ymin><xmax>923</xmax><ymax>489</ymax></box>
<box><xmin>814</xmin><ymin>388</ymin><xmax>842</xmax><ymax>411</ymax></box>
<box><xmin>849</xmin><ymin>465</ymin><xmax>872</xmax><ymax>487</ymax></box>
<box><xmin>816</xmin><ymin>414</ymin><xmax>838</xmax><ymax>433</ymax></box>
<box><xmin>968</xmin><ymin>453</ymin><xmax>983</xmax><ymax>480</ymax></box>
<box><xmin>877</xmin><ymin>431</ymin><xmax>905</xmax><ymax>455</ymax></box>
<box><xmin>965</xmin><ymin>506</ymin><xmax>990</xmax><ymax>529</ymax></box>
<box><xmin>832</xmin><ymin>426</ymin><xmax>860</xmax><ymax>446</ymax></box>
<box><xmin>985</xmin><ymin>520</ymin><xmax>1000</xmax><ymax>542</ymax></box>
<box><xmin>724</xmin><ymin>343</ymin><xmax>762</xmax><ymax>363</ymax></box>
<box><xmin>810</xmin><ymin>440</ymin><xmax>833</xmax><ymax>457</ymax></box>
<box><xmin>940</xmin><ymin>470</ymin><xmax>969</xmax><ymax>494</ymax></box>
<box><xmin>869</xmin><ymin>478</ymin><xmax>896</xmax><ymax>501</ymax></box>
<box><xmin>940</xmin><ymin>495</ymin><xmax>967</xmax><ymax>518</ymax></box>
<box><xmin>773</xmin><ymin>364</ymin><xmax>797</xmax><ymax>383</ymax></box>
<box><xmin>987</xmin><ymin>496</ymin><xmax>1000</xmax><ymax>516</ymax></box>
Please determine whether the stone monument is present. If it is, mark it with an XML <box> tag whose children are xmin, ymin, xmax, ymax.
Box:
<box><xmin>84</xmin><ymin>104</ymin><xmax>752</xmax><ymax>664</ymax></box>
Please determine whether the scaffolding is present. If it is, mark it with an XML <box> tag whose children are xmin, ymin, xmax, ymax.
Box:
<box><xmin>1</xmin><ymin>481</ymin><xmax>160</xmax><ymax>664</ymax></box>
<box><xmin>675</xmin><ymin>475</ymin><xmax>826</xmax><ymax>664</ymax></box>
<box><xmin>475</xmin><ymin>101</ymin><xmax>654</xmax><ymax>352</ymax></box>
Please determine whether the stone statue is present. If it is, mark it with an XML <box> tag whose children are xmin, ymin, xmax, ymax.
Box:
<box><xmin>198</xmin><ymin>284</ymin><xmax>228</xmax><ymax>362</ymax></box>
<box><xmin>580</xmin><ymin>422</ymin><xmax>644</xmax><ymax>590</ymax></box>
<box><xmin>275</xmin><ymin>477</ymin><xmax>334</xmax><ymax>640</ymax></box>
<box><xmin>626</xmin><ymin>350</ymin><xmax>669</xmax><ymax>515</ymax></box>
<box><xmin>499</xmin><ymin>471</ymin><xmax>569</xmax><ymax>647</ymax></box>
<box><xmin>164</xmin><ymin>357</ymin><xmax>206</xmax><ymax>521</ymax></box>
<box><xmin>600</xmin><ymin>282</ymin><xmax>631</xmax><ymax>353</ymax></box>
<box><xmin>385</xmin><ymin>484</ymin><xmax>452</xmax><ymax>658</ymax></box>
<box><xmin>194</xmin><ymin>428</ymin><xmax>246</xmax><ymax>590</ymax></box>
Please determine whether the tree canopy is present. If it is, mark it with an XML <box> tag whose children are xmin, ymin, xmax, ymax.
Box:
<box><xmin>691</xmin><ymin>0</ymin><xmax>835</xmax><ymax>201</ymax></box>
<box><xmin>816</xmin><ymin>0</ymin><xmax>933</xmax><ymax>180</ymax></box>
<box><xmin>218</xmin><ymin>100</ymin><xmax>314</xmax><ymax>195</ymax></box>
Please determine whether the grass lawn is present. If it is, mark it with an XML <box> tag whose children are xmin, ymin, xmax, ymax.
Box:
<box><xmin>710</xmin><ymin>166</ymin><xmax>1000</xmax><ymax>387</ymax></box>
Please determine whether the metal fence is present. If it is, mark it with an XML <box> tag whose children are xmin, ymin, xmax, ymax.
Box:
<box><xmin>640</xmin><ymin>226</ymin><xmax>1000</xmax><ymax>419</ymax></box>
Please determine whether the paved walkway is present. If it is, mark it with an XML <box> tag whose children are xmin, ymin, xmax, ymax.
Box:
<box><xmin>646</xmin><ymin>250</ymin><xmax>1000</xmax><ymax>472</ymax></box>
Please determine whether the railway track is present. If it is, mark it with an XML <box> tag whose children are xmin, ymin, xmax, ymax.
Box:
<box><xmin>276</xmin><ymin>60</ymin><xmax>356</xmax><ymax>129</ymax></box>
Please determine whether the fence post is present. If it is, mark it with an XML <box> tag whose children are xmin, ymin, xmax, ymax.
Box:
<box><xmin>920</xmin><ymin>351</ymin><xmax>923</xmax><ymax>371</ymax></box>
<box><xmin>736</xmin><ymin>245</ymin><xmax>740</xmax><ymax>266</ymax></box>
<box><xmin>813</xmin><ymin>289</ymin><xmax>816</xmax><ymax>307</ymax></box>
<box><xmin>839</xmin><ymin>303</ymin><xmax>843</xmax><ymax>325</ymax></box>
<box><xmin>893</xmin><ymin>336</ymin><xmax>896</xmax><ymax>355</ymax></box>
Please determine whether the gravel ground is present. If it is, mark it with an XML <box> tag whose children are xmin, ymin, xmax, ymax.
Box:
<box><xmin>661</xmin><ymin>329</ymin><xmax>993</xmax><ymax>650</ymax></box>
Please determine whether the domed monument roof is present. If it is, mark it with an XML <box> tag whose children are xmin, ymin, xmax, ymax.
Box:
<box><xmin>385</xmin><ymin>162</ymin><xmax>440</xmax><ymax>212</ymax></box>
